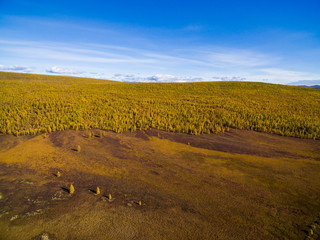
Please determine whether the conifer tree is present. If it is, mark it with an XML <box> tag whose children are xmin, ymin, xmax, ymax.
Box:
<box><xmin>69</xmin><ymin>184</ymin><xmax>75</xmax><ymax>194</ymax></box>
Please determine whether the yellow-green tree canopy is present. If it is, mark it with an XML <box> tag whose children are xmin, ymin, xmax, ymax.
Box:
<box><xmin>0</xmin><ymin>72</ymin><xmax>319</xmax><ymax>139</ymax></box>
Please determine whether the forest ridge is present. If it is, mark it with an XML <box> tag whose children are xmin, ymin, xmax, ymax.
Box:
<box><xmin>0</xmin><ymin>72</ymin><xmax>319</xmax><ymax>139</ymax></box>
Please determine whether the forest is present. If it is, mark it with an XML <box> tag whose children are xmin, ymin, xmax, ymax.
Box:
<box><xmin>0</xmin><ymin>71</ymin><xmax>319</xmax><ymax>139</ymax></box>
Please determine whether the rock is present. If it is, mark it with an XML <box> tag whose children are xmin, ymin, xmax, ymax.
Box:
<box><xmin>51</xmin><ymin>190</ymin><xmax>70</xmax><ymax>201</ymax></box>
<box><xmin>25</xmin><ymin>209</ymin><xmax>44</xmax><ymax>217</ymax></box>
<box><xmin>32</xmin><ymin>232</ymin><xmax>58</xmax><ymax>240</ymax></box>
<box><xmin>20</xmin><ymin>179</ymin><xmax>34</xmax><ymax>184</ymax></box>
<box><xmin>10</xmin><ymin>215</ymin><xmax>18</xmax><ymax>221</ymax></box>
<box><xmin>0</xmin><ymin>192</ymin><xmax>2</xmax><ymax>200</ymax></box>
<box><xmin>0</xmin><ymin>210</ymin><xmax>9</xmax><ymax>218</ymax></box>
<box><xmin>102</xmin><ymin>195</ymin><xmax>115</xmax><ymax>202</ymax></box>
<box><xmin>40</xmin><ymin>233</ymin><xmax>49</xmax><ymax>240</ymax></box>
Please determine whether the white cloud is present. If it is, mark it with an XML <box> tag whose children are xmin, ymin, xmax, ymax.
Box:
<box><xmin>255</xmin><ymin>68</ymin><xmax>320</xmax><ymax>83</ymax></box>
<box><xmin>288</xmin><ymin>80</ymin><xmax>320</xmax><ymax>86</ymax></box>
<box><xmin>46</xmin><ymin>66</ymin><xmax>84</xmax><ymax>74</ymax></box>
<box><xmin>0</xmin><ymin>40</ymin><xmax>155</xmax><ymax>65</ymax></box>
<box><xmin>211</xmin><ymin>76</ymin><xmax>247</xmax><ymax>81</ymax></box>
<box><xmin>111</xmin><ymin>73</ymin><xmax>205</xmax><ymax>82</ymax></box>
<box><xmin>0</xmin><ymin>36</ymin><xmax>317</xmax><ymax>85</ymax></box>
<box><xmin>146</xmin><ymin>74</ymin><xmax>204</xmax><ymax>82</ymax></box>
<box><xmin>0</xmin><ymin>39</ymin><xmax>276</xmax><ymax>70</ymax></box>
<box><xmin>1</xmin><ymin>16</ymin><xmax>320</xmax><ymax>85</ymax></box>
<box><xmin>110</xmin><ymin>73</ymin><xmax>247</xmax><ymax>82</ymax></box>
<box><xmin>110</xmin><ymin>73</ymin><xmax>248</xmax><ymax>83</ymax></box>
<box><xmin>0</xmin><ymin>64</ymin><xmax>33</xmax><ymax>72</ymax></box>
<box><xmin>261</xmin><ymin>68</ymin><xmax>304</xmax><ymax>76</ymax></box>
<box><xmin>188</xmin><ymin>48</ymin><xmax>279</xmax><ymax>68</ymax></box>
<box><xmin>209</xmin><ymin>52</ymin><xmax>270</xmax><ymax>67</ymax></box>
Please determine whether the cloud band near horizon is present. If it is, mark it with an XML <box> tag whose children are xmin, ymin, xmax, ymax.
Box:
<box><xmin>1</xmin><ymin>15</ymin><xmax>320</xmax><ymax>84</ymax></box>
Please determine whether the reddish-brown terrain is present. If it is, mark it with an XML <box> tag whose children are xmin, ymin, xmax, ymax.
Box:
<box><xmin>0</xmin><ymin>129</ymin><xmax>319</xmax><ymax>239</ymax></box>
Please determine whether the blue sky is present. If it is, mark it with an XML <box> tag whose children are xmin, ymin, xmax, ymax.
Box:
<box><xmin>0</xmin><ymin>0</ymin><xmax>320</xmax><ymax>84</ymax></box>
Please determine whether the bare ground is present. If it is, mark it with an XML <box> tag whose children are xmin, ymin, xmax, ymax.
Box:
<box><xmin>0</xmin><ymin>129</ymin><xmax>319</xmax><ymax>240</ymax></box>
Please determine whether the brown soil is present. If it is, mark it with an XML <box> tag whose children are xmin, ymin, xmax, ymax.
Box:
<box><xmin>0</xmin><ymin>129</ymin><xmax>319</xmax><ymax>240</ymax></box>
<box><xmin>145</xmin><ymin>128</ymin><xmax>320</xmax><ymax>159</ymax></box>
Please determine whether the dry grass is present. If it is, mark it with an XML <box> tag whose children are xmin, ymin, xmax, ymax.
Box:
<box><xmin>0</xmin><ymin>129</ymin><xmax>319</xmax><ymax>239</ymax></box>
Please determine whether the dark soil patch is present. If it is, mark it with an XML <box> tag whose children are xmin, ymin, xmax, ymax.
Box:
<box><xmin>0</xmin><ymin>134</ymin><xmax>35</xmax><ymax>151</ymax></box>
<box><xmin>123</xmin><ymin>130</ymin><xmax>150</xmax><ymax>141</ymax></box>
<box><xmin>48</xmin><ymin>130</ymin><xmax>76</xmax><ymax>148</ymax></box>
<box><xmin>145</xmin><ymin>128</ymin><xmax>320</xmax><ymax>158</ymax></box>
<box><xmin>98</xmin><ymin>134</ymin><xmax>129</xmax><ymax>159</ymax></box>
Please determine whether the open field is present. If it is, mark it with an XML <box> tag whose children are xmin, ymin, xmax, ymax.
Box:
<box><xmin>0</xmin><ymin>129</ymin><xmax>319</xmax><ymax>240</ymax></box>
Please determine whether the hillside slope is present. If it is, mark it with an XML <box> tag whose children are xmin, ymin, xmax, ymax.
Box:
<box><xmin>0</xmin><ymin>72</ymin><xmax>319</xmax><ymax>139</ymax></box>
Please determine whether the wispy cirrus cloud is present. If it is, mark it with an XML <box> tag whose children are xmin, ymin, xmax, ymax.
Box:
<box><xmin>0</xmin><ymin>38</ymin><xmax>277</xmax><ymax>71</ymax></box>
<box><xmin>183</xmin><ymin>47</ymin><xmax>279</xmax><ymax>68</ymax></box>
<box><xmin>1</xmin><ymin>14</ymin><xmax>320</xmax><ymax>84</ymax></box>
<box><xmin>208</xmin><ymin>51</ymin><xmax>275</xmax><ymax>67</ymax></box>
<box><xmin>2</xmin><ymin>39</ymin><xmax>319</xmax><ymax>84</ymax></box>
<box><xmin>0</xmin><ymin>45</ymin><xmax>153</xmax><ymax>64</ymax></box>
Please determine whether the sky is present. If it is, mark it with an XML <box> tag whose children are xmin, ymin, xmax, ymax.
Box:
<box><xmin>0</xmin><ymin>0</ymin><xmax>320</xmax><ymax>84</ymax></box>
